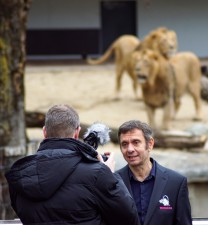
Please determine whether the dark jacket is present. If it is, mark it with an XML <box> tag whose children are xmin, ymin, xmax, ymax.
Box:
<box><xmin>116</xmin><ymin>160</ymin><xmax>192</xmax><ymax>225</ymax></box>
<box><xmin>6</xmin><ymin>138</ymin><xmax>139</xmax><ymax>225</ymax></box>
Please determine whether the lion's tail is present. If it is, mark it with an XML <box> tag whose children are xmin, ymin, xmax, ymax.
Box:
<box><xmin>86</xmin><ymin>42</ymin><xmax>115</xmax><ymax>65</ymax></box>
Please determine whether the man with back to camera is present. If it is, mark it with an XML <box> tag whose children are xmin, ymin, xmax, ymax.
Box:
<box><xmin>116</xmin><ymin>120</ymin><xmax>192</xmax><ymax>225</ymax></box>
<box><xmin>5</xmin><ymin>104</ymin><xmax>140</xmax><ymax>225</ymax></box>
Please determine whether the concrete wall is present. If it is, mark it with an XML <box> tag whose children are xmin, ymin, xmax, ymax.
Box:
<box><xmin>189</xmin><ymin>182</ymin><xmax>208</xmax><ymax>218</ymax></box>
<box><xmin>28</xmin><ymin>0</ymin><xmax>100</xmax><ymax>28</ymax></box>
<box><xmin>138</xmin><ymin>0</ymin><xmax>208</xmax><ymax>57</ymax></box>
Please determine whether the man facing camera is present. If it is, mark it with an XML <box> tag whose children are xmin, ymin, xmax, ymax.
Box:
<box><xmin>116</xmin><ymin>120</ymin><xmax>192</xmax><ymax>225</ymax></box>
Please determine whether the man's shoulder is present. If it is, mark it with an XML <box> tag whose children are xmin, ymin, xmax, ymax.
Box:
<box><xmin>77</xmin><ymin>159</ymin><xmax>112</xmax><ymax>178</ymax></box>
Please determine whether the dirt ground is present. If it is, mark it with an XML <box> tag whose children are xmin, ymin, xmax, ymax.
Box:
<box><xmin>25</xmin><ymin>60</ymin><xmax>208</xmax><ymax>156</ymax></box>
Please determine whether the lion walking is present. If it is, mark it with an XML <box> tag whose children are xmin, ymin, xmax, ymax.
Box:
<box><xmin>169</xmin><ymin>52</ymin><xmax>202</xmax><ymax>121</ymax></box>
<box><xmin>87</xmin><ymin>35</ymin><xmax>140</xmax><ymax>100</ymax></box>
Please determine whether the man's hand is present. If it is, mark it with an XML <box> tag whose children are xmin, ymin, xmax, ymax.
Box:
<box><xmin>97</xmin><ymin>152</ymin><xmax>115</xmax><ymax>172</ymax></box>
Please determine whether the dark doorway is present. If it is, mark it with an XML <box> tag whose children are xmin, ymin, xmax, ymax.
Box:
<box><xmin>100</xmin><ymin>1</ymin><xmax>137</xmax><ymax>52</ymax></box>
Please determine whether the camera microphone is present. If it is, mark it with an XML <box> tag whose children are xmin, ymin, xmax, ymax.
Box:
<box><xmin>83</xmin><ymin>122</ymin><xmax>111</xmax><ymax>161</ymax></box>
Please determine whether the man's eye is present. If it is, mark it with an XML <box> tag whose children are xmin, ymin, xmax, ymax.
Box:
<box><xmin>121</xmin><ymin>143</ymin><xmax>128</xmax><ymax>148</ymax></box>
<box><xmin>133</xmin><ymin>141</ymin><xmax>140</xmax><ymax>146</ymax></box>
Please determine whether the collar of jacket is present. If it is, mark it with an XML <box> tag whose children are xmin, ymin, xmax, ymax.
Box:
<box><xmin>38</xmin><ymin>138</ymin><xmax>98</xmax><ymax>161</ymax></box>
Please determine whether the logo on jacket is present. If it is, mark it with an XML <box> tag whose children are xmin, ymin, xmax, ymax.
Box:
<box><xmin>159</xmin><ymin>195</ymin><xmax>170</xmax><ymax>206</ymax></box>
<box><xmin>159</xmin><ymin>195</ymin><xmax>172</xmax><ymax>210</ymax></box>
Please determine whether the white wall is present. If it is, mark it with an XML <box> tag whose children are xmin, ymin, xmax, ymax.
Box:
<box><xmin>138</xmin><ymin>0</ymin><xmax>208</xmax><ymax>57</ymax></box>
<box><xmin>28</xmin><ymin>0</ymin><xmax>100</xmax><ymax>28</ymax></box>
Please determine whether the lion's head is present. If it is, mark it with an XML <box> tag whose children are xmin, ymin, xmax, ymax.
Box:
<box><xmin>132</xmin><ymin>49</ymin><xmax>161</xmax><ymax>87</ymax></box>
<box><xmin>141</xmin><ymin>27</ymin><xmax>178</xmax><ymax>59</ymax></box>
<box><xmin>157</xmin><ymin>29</ymin><xmax>178</xmax><ymax>58</ymax></box>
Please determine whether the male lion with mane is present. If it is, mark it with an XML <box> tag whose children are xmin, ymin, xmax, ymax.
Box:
<box><xmin>130</xmin><ymin>49</ymin><xmax>175</xmax><ymax>130</ymax></box>
<box><xmin>138</xmin><ymin>27</ymin><xmax>178</xmax><ymax>59</ymax></box>
<box><xmin>130</xmin><ymin>49</ymin><xmax>202</xmax><ymax>130</ymax></box>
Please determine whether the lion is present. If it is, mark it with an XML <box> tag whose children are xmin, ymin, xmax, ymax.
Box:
<box><xmin>138</xmin><ymin>27</ymin><xmax>178</xmax><ymax>59</ymax></box>
<box><xmin>87</xmin><ymin>28</ymin><xmax>177</xmax><ymax>100</ymax></box>
<box><xmin>87</xmin><ymin>35</ymin><xmax>140</xmax><ymax>99</ymax></box>
<box><xmin>169</xmin><ymin>52</ymin><xmax>202</xmax><ymax>121</ymax></box>
<box><xmin>129</xmin><ymin>50</ymin><xmax>202</xmax><ymax>130</ymax></box>
<box><xmin>129</xmin><ymin>49</ymin><xmax>175</xmax><ymax>130</ymax></box>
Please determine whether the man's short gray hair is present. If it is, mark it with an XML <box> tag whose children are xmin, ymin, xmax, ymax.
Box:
<box><xmin>45</xmin><ymin>104</ymin><xmax>80</xmax><ymax>138</ymax></box>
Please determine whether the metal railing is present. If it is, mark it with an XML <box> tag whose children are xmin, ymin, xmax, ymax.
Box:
<box><xmin>0</xmin><ymin>218</ymin><xmax>208</xmax><ymax>224</ymax></box>
<box><xmin>192</xmin><ymin>218</ymin><xmax>208</xmax><ymax>225</ymax></box>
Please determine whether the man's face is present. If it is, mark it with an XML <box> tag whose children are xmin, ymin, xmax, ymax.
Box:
<box><xmin>119</xmin><ymin>128</ymin><xmax>153</xmax><ymax>168</ymax></box>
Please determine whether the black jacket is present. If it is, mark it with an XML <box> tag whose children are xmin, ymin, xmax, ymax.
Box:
<box><xmin>6</xmin><ymin>138</ymin><xmax>139</xmax><ymax>225</ymax></box>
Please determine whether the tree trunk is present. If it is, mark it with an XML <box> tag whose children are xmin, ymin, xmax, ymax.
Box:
<box><xmin>0</xmin><ymin>0</ymin><xmax>32</xmax><ymax>219</ymax></box>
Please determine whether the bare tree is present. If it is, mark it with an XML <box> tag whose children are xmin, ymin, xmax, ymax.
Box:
<box><xmin>0</xmin><ymin>0</ymin><xmax>32</xmax><ymax>219</ymax></box>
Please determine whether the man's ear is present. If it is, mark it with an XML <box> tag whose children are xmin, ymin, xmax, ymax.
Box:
<box><xmin>147</xmin><ymin>137</ymin><xmax>154</xmax><ymax>152</ymax></box>
<box><xmin>74</xmin><ymin>126</ymin><xmax>81</xmax><ymax>139</ymax></box>
<box><xmin>43</xmin><ymin>126</ymin><xmax>47</xmax><ymax>138</ymax></box>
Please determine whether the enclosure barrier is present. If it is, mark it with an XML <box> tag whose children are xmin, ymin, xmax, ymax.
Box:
<box><xmin>0</xmin><ymin>219</ymin><xmax>208</xmax><ymax>224</ymax></box>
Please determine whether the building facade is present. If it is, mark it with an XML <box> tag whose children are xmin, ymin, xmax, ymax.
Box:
<box><xmin>26</xmin><ymin>0</ymin><xmax>208</xmax><ymax>58</ymax></box>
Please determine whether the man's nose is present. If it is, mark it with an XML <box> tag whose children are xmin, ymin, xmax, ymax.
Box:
<box><xmin>127</xmin><ymin>143</ymin><xmax>134</xmax><ymax>152</ymax></box>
